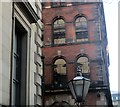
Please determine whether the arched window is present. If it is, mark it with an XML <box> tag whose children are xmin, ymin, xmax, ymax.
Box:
<box><xmin>53</xmin><ymin>19</ymin><xmax>65</xmax><ymax>45</ymax></box>
<box><xmin>75</xmin><ymin>16</ymin><xmax>88</xmax><ymax>42</ymax></box>
<box><xmin>53</xmin><ymin>58</ymin><xmax>67</xmax><ymax>88</ymax></box>
<box><xmin>76</xmin><ymin>56</ymin><xmax>90</xmax><ymax>78</ymax></box>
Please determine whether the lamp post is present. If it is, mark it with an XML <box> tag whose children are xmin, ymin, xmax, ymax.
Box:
<box><xmin>68</xmin><ymin>70</ymin><xmax>90</xmax><ymax>107</ymax></box>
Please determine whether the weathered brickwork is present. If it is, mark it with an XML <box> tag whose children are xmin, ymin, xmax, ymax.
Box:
<box><xmin>42</xmin><ymin>4</ymin><xmax>101</xmax><ymax>44</ymax></box>
<box><xmin>42</xmin><ymin>2</ymin><xmax>112</xmax><ymax>106</ymax></box>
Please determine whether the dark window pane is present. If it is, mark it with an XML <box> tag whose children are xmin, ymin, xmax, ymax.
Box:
<box><xmin>75</xmin><ymin>16</ymin><xmax>88</xmax><ymax>42</ymax></box>
<box><xmin>53</xmin><ymin>59</ymin><xmax>67</xmax><ymax>89</ymax></box>
<box><xmin>51</xmin><ymin>0</ymin><xmax>58</xmax><ymax>7</ymax></box>
<box><xmin>77</xmin><ymin>56</ymin><xmax>90</xmax><ymax>75</ymax></box>
<box><xmin>60</xmin><ymin>2</ymin><xmax>66</xmax><ymax>6</ymax></box>
<box><xmin>53</xmin><ymin>19</ymin><xmax>65</xmax><ymax>45</ymax></box>
<box><xmin>76</xmin><ymin>31</ymin><xmax>88</xmax><ymax>39</ymax></box>
<box><xmin>51</xmin><ymin>2</ymin><xmax>58</xmax><ymax>7</ymax></box>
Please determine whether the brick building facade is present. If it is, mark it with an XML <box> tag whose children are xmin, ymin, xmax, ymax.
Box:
<box><xmin>42</xmin><ymin>1</ymin><xmax>113</xmax><ymax>106</ymax></box>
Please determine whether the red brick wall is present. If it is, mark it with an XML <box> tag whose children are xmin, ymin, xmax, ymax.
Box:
<box><xmin>42</xmin><ymin>3</ymin><xmax>104</xmax><ymax>85</ymax></box>
<box><xmin>42</xmin><ymin>44</ymin><xmax>100</xmax><ymax>84</ymax></box>
<box><xmin>42</xmin><ymin>4</ymin><xmax>99</xmax><ymax>45</ymax></box>
<box><xmin>42</xmin><ymin>2</ymin><xmax>111</xmax><ymax>106</ymax></box>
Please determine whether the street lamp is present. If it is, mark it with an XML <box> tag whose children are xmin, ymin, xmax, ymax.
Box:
<box><xmin>68</xmin><ymin>70</ymin><xmax>90</xmax><ymax>107</ymax></box>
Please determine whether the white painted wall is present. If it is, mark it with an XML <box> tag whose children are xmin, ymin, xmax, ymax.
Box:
<box><xmin>0</xmin><ymin>2</ymin><xmax>12</xmax><ymax>105</ymax></box>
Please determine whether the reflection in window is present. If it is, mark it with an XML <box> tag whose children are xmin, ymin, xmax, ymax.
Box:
<box><xmin>72</xmin><ymin>0</ymin><xmax>85</xmax><ymax>5</ymax></box>
<box><xmin>60</xmin><ymin>0</ymin><xmax>66</xmax><ymax>6</ymax></box>
<box><xmin>53</xmin><ymin>59</ymin><xmax>67</xmax><ymax>88</ymax></box>
<box><xmin>51</xmin><ymin>0</ymin><xmax>58</xmax><ymax>7</ymax></box>
<box><xmin>53</xmin><ymin>19</ymin><xmax>65</xmax><ymax>45</ymax></box>
<box><xmin>51</xmin><ymin>0</ymin><xmax>66</xmax><ymax>7</ymax></box>
<box><xmin>77</xmin><ymin>56</ymin><xmax>89</xmax><ymax>77</ymax></box>
<box><xmin>12</xmin><ymin>19</ymin><xmax>27</xmax><ymax>105</ymax></box>
<box><xmin>75</xmin><ymin>16</ymin><xmax>88</xmax><ymax>42</ymax></box>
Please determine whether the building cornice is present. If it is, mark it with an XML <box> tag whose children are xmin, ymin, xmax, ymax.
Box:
<box><xmin>15</xmin><ymin>1</ymin><xmax>40</xmax><ymax>23</ymax></box>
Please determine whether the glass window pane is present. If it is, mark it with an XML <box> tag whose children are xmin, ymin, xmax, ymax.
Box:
<box><xmin>54</xmin><ymin>59</ymin><xmax>66</xmax><ymax>74</ymax></box>
<box><xmin>12</xmin><ymin>82</ymin><xmax>16</xmax><ymax>105</ymax></box>
<box><xmin>75</xmin><ymin>17</ymin><xmax>88</xmax><ymax>42</ymax></box>
<box><xmin>77</xmin><ymin>56</ymin><xmax>89</xmax><ymax>74</ymax></box>
<box><xmin>53</xmin><ymin>19</ymin><xmax>65</xmax><ymax>44</ymax></box>
<box><xmin>53</xmin><ymin>58</ymin><xmax>67</xmax><ymax>88</ymax></box>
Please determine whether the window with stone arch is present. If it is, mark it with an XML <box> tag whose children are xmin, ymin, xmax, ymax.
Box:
<box><xmin>75</xmin><ymin>16</ymin><xmax>88</xmax><ymax>42</ymax></box>
<box><xmin>53</xmin><ymin>18</ymin><xmax>66</xmax><ymax>45</ymax></box>
<box><xmin>53</xmin><ymin>58</ymin><xmax>67</xmax><ymax>88</ymax></box>
<box><xmin>76</xmin><ymin>55</ymin><xmax>90</xmax><ymax>78</ymax></box>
